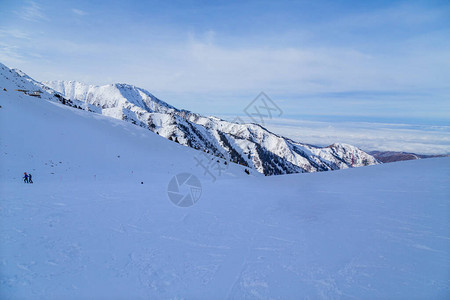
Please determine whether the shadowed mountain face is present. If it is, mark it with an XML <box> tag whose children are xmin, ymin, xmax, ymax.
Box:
<box><xmin>369</xmin><ymin>151</ymin><xmax>449</xmax><ymax>163</ymax></box>
<box><xmin>369</xmin><ymin>151</ymin><xmax>420</xmax><ymax>163</ymax></box>
<box><xmin>0</xmin><ymin>62</ymin><xmax>379</xmax><ymax>175</ymax></box>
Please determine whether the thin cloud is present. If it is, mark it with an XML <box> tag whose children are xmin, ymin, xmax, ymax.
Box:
<box><xmin>19</xmin><ymin>0</ymin><xmax>48</xmax><ymax>22</ymax></box>
<box><xmin>72</xmin><ymin>8</ymin><xmax>87</xmax><ymax>16</ymax></box>
<box><xmin>0</xmin><ymin>28</ymin><xmax>31</xmax><ymax>40</ymax></box>
<box><xmin>0</xmin><ymin>42</ymin><xmax>26</xmax><ymax>65</ymax></box>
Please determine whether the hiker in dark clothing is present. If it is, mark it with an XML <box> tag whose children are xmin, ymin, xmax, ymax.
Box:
<box><xmin>23</xmin><ymin>172</ymin><xmax>29</xmax><ymax>183</ymax></box>
<box><xmin>28</xmin><ymin>173</ymin><xmax>33</xmax><ymax>184</ymax></box>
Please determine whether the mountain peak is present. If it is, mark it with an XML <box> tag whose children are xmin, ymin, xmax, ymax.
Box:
<box><xmin>43</xmin><ymin>80</ymin><xmax>177</xmax><ymax>114</ymax></box>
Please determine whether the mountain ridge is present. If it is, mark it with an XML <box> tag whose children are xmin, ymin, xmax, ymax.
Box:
<box><xmin>0</xmin><ymin>62</ymin><xmax>379</xmax><ymax>175</ymax></box>
<box><xmin>43</xmin><ymin>79</ymin><xmax>380</xmax><ymax>175</ymax></box>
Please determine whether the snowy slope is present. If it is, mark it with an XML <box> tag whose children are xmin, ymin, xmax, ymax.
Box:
<box><xmin>44</xmin><ymin>79</ymin><xmax>379</xmax><ymax>175</ymax></box>
<box><xmin>0</xmin><ymin>67</ymin><xmax>250</xmax><ymax>186</ymax></box>
<box><xmin>1</xmin><ymin>65</ymin><xmax>449</xmax><ymax>299</ymax></box>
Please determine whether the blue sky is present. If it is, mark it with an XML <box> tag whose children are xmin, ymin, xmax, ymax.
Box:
<box><xmin>1</xmin><ymin>0</ymin><xmax>449</xmax><ymax>153</ymax></box>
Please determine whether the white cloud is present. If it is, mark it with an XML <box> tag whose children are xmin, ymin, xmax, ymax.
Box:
<box><xmin>19</xmin><ymin>0</ymin><xmax>47</xmax><ymax>22</ymax></box>
<box><xmin>72</xmin><ymin>8</ymin><xmax>87</xmax><ymax>16</ymax></box>
<box><xmin>112</xmin><ymin>36</ymin><xmax>449</xmax><ymax>101</ymax></box>
<box><xmin>8</xmin><ymin>2</ymin><xmax>450</xmax><ymax>99</ymax></box>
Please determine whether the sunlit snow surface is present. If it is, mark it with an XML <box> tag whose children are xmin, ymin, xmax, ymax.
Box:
<box><xmin>1</xmin><ymin>87</ymin><xmax>449</xmax><ymax>299</ymax></box>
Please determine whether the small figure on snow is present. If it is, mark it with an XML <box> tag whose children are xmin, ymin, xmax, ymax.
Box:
<box><xmin>23</xmin><ymin>172</ymin><xmax>29</xmax><ymax>183</ymax></box>
<box><xmin>28</xmin><ymin>173</ymin><xmax>33</xmax><ymax>184</ymax></box>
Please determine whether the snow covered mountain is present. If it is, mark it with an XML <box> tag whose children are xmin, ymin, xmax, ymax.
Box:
<box><xmin>1</xmin><ymin>66</ymin><xmax>449</xmax><ymax>298</ymax></box>
<box><xmin>42</xmin><ymin>79</ymin><xmax>379</xmax><ymax>175</ymax></box>
<box><xmin>0</xmin><ymin>62</ymin><xmax>379</xmax><ymax>175</ymax></box>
